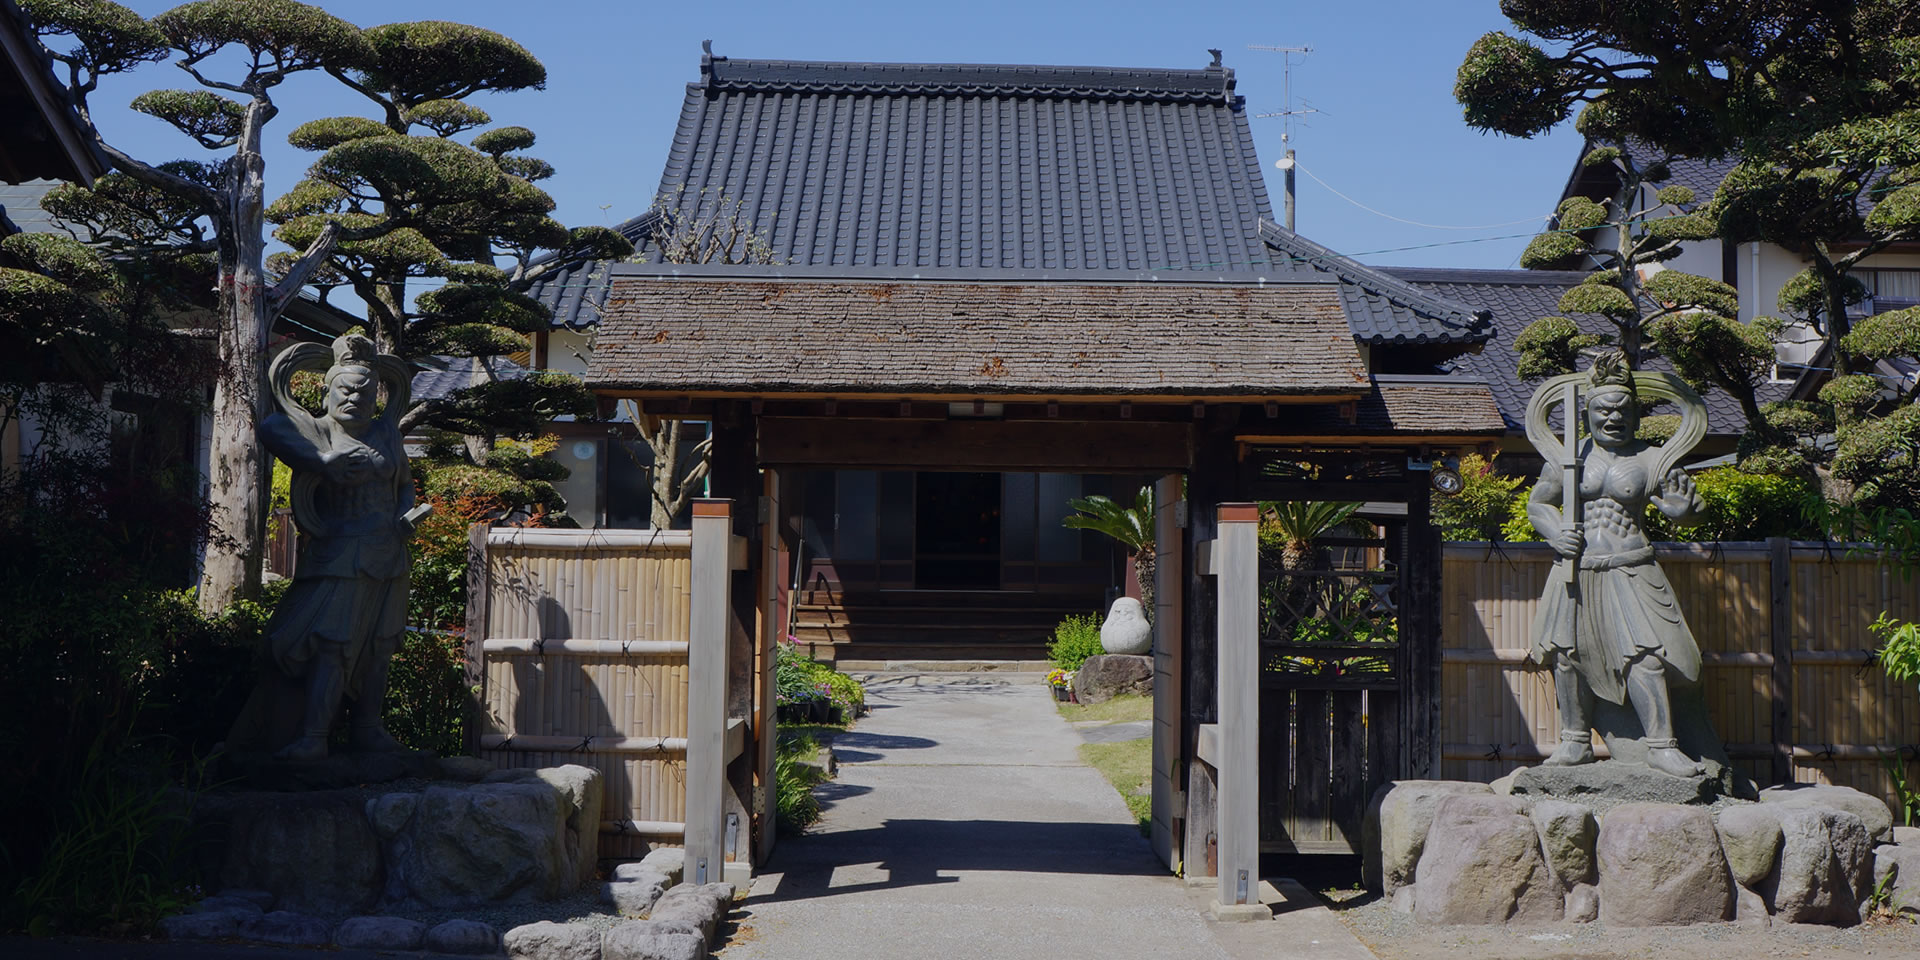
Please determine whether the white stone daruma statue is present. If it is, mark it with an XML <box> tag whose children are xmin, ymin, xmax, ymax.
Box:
<box><xmin>1100</xmin><ymin>596</ymin><xmax>1152</xmax><ymax>655</ymax></box>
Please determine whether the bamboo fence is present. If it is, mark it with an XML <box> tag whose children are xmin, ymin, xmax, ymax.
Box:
<box><xmin>469</xmin><ymin>527</ymin><xmax>697</xmax><ymax>861</ymax></box>
<box><xmin>1442</xmin><ymin>540</ymin><xmax>1920</xmax><ymax>815</ymax></box>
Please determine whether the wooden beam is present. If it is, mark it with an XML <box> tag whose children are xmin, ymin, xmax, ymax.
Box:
<box><xmin>598</xmin><ymin>387</ymin><xmax>1361</xmax><ymax>405</ymax></box>
<box><xmin>1770</xmin><ymin>536</ymin><xmax>1793</xmax><ymax>787</ymax></box>
<box><xmin>464</xmin><ymin>523</ymin><xmax>490</xmax><ymax>754</ymax></box>
<box><xmin>757</xmin><ymin>417</ymin><xmax>1195</xmax><ymax>471</ymax></box>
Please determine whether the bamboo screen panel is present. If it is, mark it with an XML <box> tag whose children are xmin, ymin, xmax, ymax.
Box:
<box><xmin>478</xmin><ymin>532</ymin><xmax>695</xmax><ymax>860</ymax></box>
<box><xmin>1441</xmin><ymin>542</ymin><xmax>1920</xmax><ymax>815</ymax></box>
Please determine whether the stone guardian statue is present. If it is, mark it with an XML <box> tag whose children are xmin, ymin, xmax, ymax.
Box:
<box><xmin>227</xmin><ymin>333</ymin><xmax>429</xmax><ymax>761</ymax></box>
<box><xmin>1522</xmin><ymin>350</ymin><xmax>1739</xmax><ymax>790</ymax></box>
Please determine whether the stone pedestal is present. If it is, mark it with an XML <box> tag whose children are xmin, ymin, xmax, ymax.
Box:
<box><xmin>190</xmin><ymin>761</ymin><xmax>603</xmax><ymax>913</ymax></box>
<box><xmin>1072</xmin><ymin>654</ymin><xmax>1152</xmax><ymax>704</ymax></box>
<box><xmin>1510</xmin><ymin>761</ymin><xmax>1722</xmax><ymax>812</ymax></box>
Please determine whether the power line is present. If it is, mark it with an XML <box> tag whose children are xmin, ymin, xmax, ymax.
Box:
<box><xmin>1296</xmin><ymin>164</ymin><xmax>1550</xmax><ymax>231</ymax></box>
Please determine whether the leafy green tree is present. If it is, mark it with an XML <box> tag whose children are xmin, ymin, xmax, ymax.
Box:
<box><xmin>17</xmin><ymin>0</ymin><xmax>410</xmax><ymax>610</ymax></box>
<box><xmin>1456</xmin><ymin>1</ymin><xmax>1920</xmax><ymax>501</ymax></box>
<box><xmin>267</xmin><ymin>21</ymin><xmax>631</xmax><ymax>470</ymax></box>
<box><xmin>1062</xmin><ymin>485</ymin><xmax>1155</xmax><ymax>611</ymax></box>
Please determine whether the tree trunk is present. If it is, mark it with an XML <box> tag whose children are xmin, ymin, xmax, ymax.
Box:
<box><xmin>198</xmin><ymin>100</ymin><xmax>274</xmax><ymax>612</ymax></box>
<box><xmin>1133</xmin><ymin>544</ymin><xmax>1156</xmax><ymax>616</ymax></box>
<box><xmin>649</xmin><ymin>419</ymin><xmax>679</xmax><ymax>529</ymax></box>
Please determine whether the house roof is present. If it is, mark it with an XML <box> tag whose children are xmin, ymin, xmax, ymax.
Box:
<box><xmin>1560</xmin><ymin>138</ymin><xmax>1738</xmax><ymax>207</ymax></box>
<box><xmin>0</xmin><ymin>0</ymin><xmax>103</xmax><ymax>185</ymax></box>
<box><xmin>530</xmin><ymin>51</ymin><xmax>1490</xmax><ymax>350</ymax></box>
<box><xmin>1256</xmin><ymin>374</ymin><xmax>1507</xmax><ymax>437</ymax></box>
<box><xmin>1387</xmin><ymin>266</ymin><xmax>1789</xmax><ymax>437</ymax></box>
<box><xmin>585</xmin><ymin>266</ymin><xmax>1369</xmax><ymax>399</ymax></box>
<box><xmin>411</xmin><ymin>355</ymin><xmax>528</xmax><ymax>403</ymax></box>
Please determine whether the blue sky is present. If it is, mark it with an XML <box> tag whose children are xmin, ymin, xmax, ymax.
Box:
<box><xmin>82</xmin><ymin>0</ymin><xmax>1580</xmax><ymax>270</ymax></box>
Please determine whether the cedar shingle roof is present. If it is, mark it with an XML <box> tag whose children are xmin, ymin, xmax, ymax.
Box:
<box><xmin>529</xmin><ymin>52</ymin><xmax>1489</xmax><ymax>350</ymax></box>
<box><xmin>586</xmin><ymin>267</ymin><xmax>1368</xmax><ymax>398</ymax></box>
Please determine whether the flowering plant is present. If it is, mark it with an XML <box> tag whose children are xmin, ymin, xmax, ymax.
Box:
<box><xmin>1045</xmin><ymin>668</ymin><xmax>1073</xmax><ymax>688</ymax></box>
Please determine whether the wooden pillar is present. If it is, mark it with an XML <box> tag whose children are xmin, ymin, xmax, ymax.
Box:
<box><xmin>706</xmin><ymin>403</ymin><xmax>760</xmax><ymax>879</ymax></box>
<box><xmin>464</xmin><ymin>522</ymin><xmax>492</xmax><ymax>755</ymax></box>
<box><xmin>1769</xmin><ymin>536</ymin><xmax>1793</xmax><ymax>787</ymax></box>
<box><xmin>686</xmin><ymin>499</ymin><xmax>732</xmax><ymax>885</ymax></box>
<box><xmin>1213</xmin><ymin>502</ymin><xmax>1261</xmax><ymax>911</ymax></box>
<box><xmin>1150</xmin><ymin>473</ymin><xmax>1185</xmax><ymax>870</ymax></box>
<box><xmin>1182</xmin><ymin>412</ymin><xmax>1235</xmax><ymax>878</ymax></box>
<box><xmin>1402</xmin><ymin>477</ymin><xmax>1442</xmax><ymax>778</ymax></box>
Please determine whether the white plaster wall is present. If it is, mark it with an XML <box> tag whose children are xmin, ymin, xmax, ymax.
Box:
<box><xmin>546</xmin><ymin>328</ymin><xmax>594</xmax><ymax>376</ymax></box>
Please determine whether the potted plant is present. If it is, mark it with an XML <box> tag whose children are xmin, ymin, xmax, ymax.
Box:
<box><xmin>1046</xmin><ymin>668</ymin><xmax>1075</xmax><ymax>702</ymax></box>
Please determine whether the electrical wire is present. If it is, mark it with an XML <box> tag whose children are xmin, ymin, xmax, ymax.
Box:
<box><xmin>1295</xmin><ymin>164</ymin><xmax>1552</xmax><ymax>231</ymax></box>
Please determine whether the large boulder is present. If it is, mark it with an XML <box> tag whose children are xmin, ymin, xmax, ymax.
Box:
<box><xmin>536</xmin><ymin>764</ymin><xmax>605</xmax><ymax>889</ymax></box>
<box><xmin>1072</xmin><ymin>654</ymin><xmax>1152</xmax><ymax>704</ymax></box>
<box><xmin>1715</xmin><ymin>804</ymin><xmax>1784</xmax><ymax>889</ymax></box>
<box><xmin>1367</xmin><ymin>780</ymin><xmax>1492</xmax><ymax>894</ymax></box>
<box><xmin>1529</xmin><ymin>799</ymin><xmax>1597</xmax><ymax>887</ymax></box>
<box><xmin>1768</xmin><ymin>806</ymin><xmax>1872</xmax><ymax>925</ymax></box>
<box><xmin>1760</xmin><ymin>783</ymin><xmax>1894</xmax><ymax>846</ymax></box>
<box><xmin>1412</xmin><ymin>794</ymin><xmax>1561</xmax><ymax>924</ymax></box>
<box><xmin>1874</xmin><ymin>844</ymin><xmax>1920</xmax><ymax>915</ymax></box>
<box><xmin>1596</xmin><ymin>803</ymin><xmax>1734</xmax><ymax>926</ymax></box>
<box><xmin>210</xmin><ymin>792</ymin><xmax>381</xmax><ymax>914</ymax></box>
<box><xmin>387</xmin><ymin>780</ymin><xmax>572</xmax><ymax>907</ymax></box>
<box><xmin>1100</xmin><ymin>597</ymin><xmax>1152</xmax><ymax>655</ymax></box>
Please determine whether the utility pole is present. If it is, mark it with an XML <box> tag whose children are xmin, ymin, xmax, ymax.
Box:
<box><xmin>1248</xmin><ymin>44</ymin><xmax>1315</xmax><ymax>232</ymax></box>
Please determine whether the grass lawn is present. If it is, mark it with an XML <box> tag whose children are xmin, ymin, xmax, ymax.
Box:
<box><xmin>1055</xmin><ymin>692</ymin><xmax>1152</xmax><ymax>724</ymax></box>
<box><xmin>1058</xmin><ymin>694</ymin><xmax>1154</xmax><ymax>835</ymax></box>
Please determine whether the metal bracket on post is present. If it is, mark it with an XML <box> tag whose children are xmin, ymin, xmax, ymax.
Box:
<box><xmin>686</xmin><ymin>499</ymin><xmax>731</xmax><ymax>890</ymax></box>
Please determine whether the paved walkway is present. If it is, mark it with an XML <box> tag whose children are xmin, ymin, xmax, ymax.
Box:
<box><xmin>717</xmin><ymin>673</ymin><xmax>1375</xmax><ymax>960</ymax></box>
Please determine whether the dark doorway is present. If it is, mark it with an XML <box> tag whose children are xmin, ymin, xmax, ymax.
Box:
<box><xmin>914</xmin><ymin>472</ymin><xmax>1001</xmax><ymax>588</ymax></box>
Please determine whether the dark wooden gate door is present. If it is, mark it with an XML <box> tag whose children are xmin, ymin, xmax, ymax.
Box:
<box><xmin>1244</xmin><ymin>450</ymin><xmax>1442</xmax><ymax>856</ymax></box>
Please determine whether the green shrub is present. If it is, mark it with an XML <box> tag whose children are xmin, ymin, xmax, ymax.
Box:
<box><xmin>383</xmin><ymin>630</ymin><xmax>470</xmax><ymax>755</ymax></box>
<box><xmin>1432</xmin><ymin>454</ymin><xmax>1529</xmax><ymax>541</ymax></box>
<box><xmin>1641</xmin><ymin>466</ymin><xmax>1823</xmax><ymax>541</ymax></box>
<box><xmin>1048</xmin><ymin>614</ymin><xmax>1104</xmax><ymax>672</ymax></box>
<box><xmin>773</xmin><ymin>640</ymin><xmax>865</xmax><ymax>711</ymax></box>
<box><xmin>774</xmin><ymin>732</ymin><xmax>824</xmax><ymax>833</ymax></box>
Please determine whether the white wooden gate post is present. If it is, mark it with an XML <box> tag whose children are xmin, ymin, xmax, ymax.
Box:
<box><xmin>686</xmin><ymin>499</ymin><xmax>732</xmax><ymax>885</ymax></box>
<box><xmin>1213</xmin><ymin>502</ymin><xmax>1264</xmax><ymax>917</ymax></box>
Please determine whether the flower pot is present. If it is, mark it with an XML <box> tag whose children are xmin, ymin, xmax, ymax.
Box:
<box><xmin>1052</xmin><ymin>685</ymin><xmax>1071</xmax><ymax>702</ymax></box>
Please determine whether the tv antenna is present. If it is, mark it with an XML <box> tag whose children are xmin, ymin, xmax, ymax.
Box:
<box><xmin>1247</xmin><ymin>44</ymin><xmax>1316</xmax><ymax>230</ymax></box>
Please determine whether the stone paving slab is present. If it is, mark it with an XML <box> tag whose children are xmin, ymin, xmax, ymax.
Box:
<box><xmin>719</xmin><ymin>672</ymin><xmax>1377</xmax><ymax>960</ymax></box>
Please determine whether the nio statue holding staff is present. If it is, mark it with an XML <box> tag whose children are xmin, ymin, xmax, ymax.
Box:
<box><xmin>1524</xmin><ymin>349</ymin><xmax>1732</xmax><ymax>782</ymax></box>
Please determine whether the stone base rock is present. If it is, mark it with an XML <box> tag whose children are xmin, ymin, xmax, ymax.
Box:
<box><xmin>335</xmin><ymin>916</ymin><xmax>426</xmax><ymax>950</ymax></box>
<box><xmin>1716</xmin><ymin>804</ymin><xmax>1784</xmax><ymax>889</ymax></box>
<box><xmin>1875</xmin><ymin>844</ymin><xmax>1920</xmax><ymax>915</ymax></box>
<box><xmin>1596</xmin><ymin>803</ymin><xmax>1733</xmax><ymax>926</ymax></box>
<box><xmin>1367</xmin><ymin>780</ymin><xmax>1492</xmax><ymax>894</ymax></box>
<box><xmin>192</xmin><ymin>762</ymin><xmax>601</xmax><ymax>914</ymax></box>
<box><xmin>602</xmin><ymin>875</ymin><xmax>669</xmax><ymax>917</ymax></box>
<box><xmin>1761</xmin><ymin>783</ymin><xmax>1894</xmax><ymax>846</ymax></box>
<box><xmin>426</xmin><ymin>918</ymin><xmax>501</xmax><ymax>955</ymax></box>
<box><xmin>1511</xmin><ymin>761</ymin><xmax>1721</xmax><ymax>811</ymax></box>
<box><xmin>603</xmin><ymin>924</ymin><xmax>705</xmax><ymax>960</ymax></box>
<box><xmin>1072</xmin><ymin>654</ymin><xmax>1152</xmax><ymax>704</ymax></box>
<box><xmin>506</xmin><ymin>920</ymin><xmax>604</xmax><ymax>960</ymax></box>
<box><xmin>1412</xmin><ymin>794</ymin><xmax>1561</xmax><ymax>924</ymax></box>
<box><xmin>1769</xmin><ymin>806</ymin><xmax>1872</xmax><ymax>925</ymax></box>
<box><xmin>243</xmin><ymin>910</ymin><xmax>335</xmax><ymax>946</ymax></box>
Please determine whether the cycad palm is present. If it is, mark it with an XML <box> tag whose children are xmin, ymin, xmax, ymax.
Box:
<box><xmin>1063</xmin><ymin>485</ymin><xmax>1156</xmax><ymax>612</ymax></box>
<box><xmin>1263</xmin><ymin>500</ymin><xmax>1363</xmax><ymax>571</ymax></box>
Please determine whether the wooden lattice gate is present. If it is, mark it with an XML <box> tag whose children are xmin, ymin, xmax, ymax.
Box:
<box><xmin>1256</xmin><ymin>520</ymin><xmax>1416</xmax><ymax>854</ymax></box>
